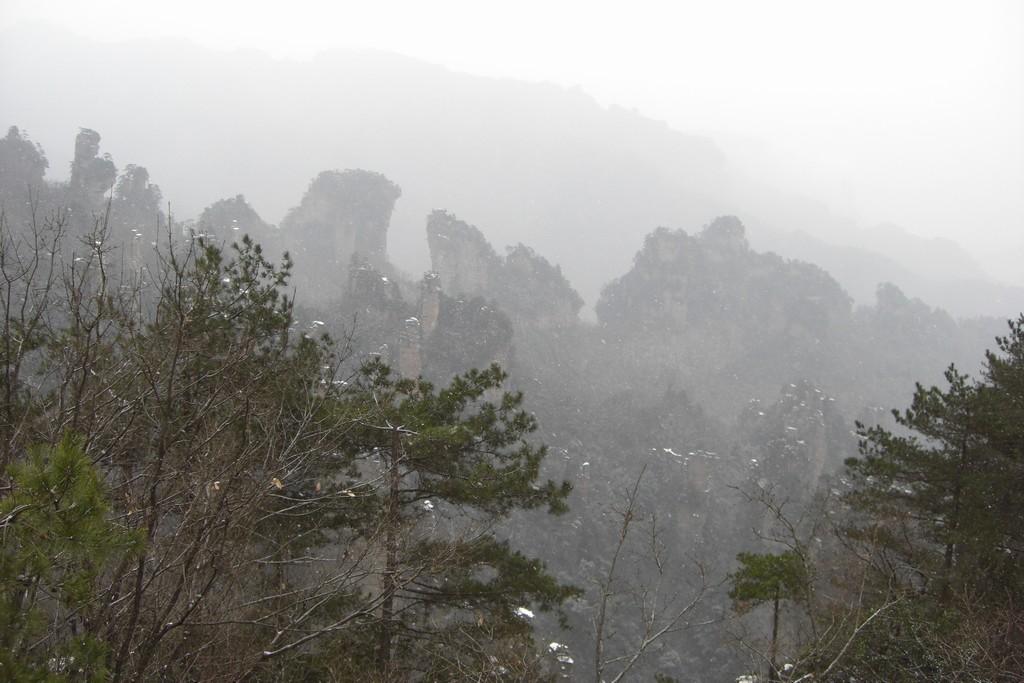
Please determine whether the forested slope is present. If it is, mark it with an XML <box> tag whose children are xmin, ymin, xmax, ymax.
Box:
<box><xmin>0</xmin><ymin>124</ymin><xmax>1019</xmax><ymax>681</ymax></box>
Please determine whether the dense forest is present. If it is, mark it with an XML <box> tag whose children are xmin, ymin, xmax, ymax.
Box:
<box><xmin>0</xmin><ymin>122</ymin><xmax>1021</xmax><ymax>682</ymax></box>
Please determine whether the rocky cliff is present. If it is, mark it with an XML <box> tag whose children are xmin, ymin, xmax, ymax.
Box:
<box><xmin>282</xmin><ymin>170</ymin><xmax>402</xmax><ymax>302</ymax></box>
<box><xmin>427</xmin><ymin>209</ymin><xmax>583</xmax><ymax>329</ymax></box>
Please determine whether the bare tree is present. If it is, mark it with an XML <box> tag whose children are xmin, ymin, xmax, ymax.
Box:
<box><xmin>0</xmin><ymin>200</ymin><xmax>395</xmax><ymax>679</ymax></box>
<box><xmin>0</xmin><ymin>196</ymin><xmax>65</xmax><ymax>467</ymax></box>
<box><xmin>592</xmin><ymin>465</ymin><xmax>709</xmax><ymax>683</ymax></box>
<box><xmin>728</xmin><ymin>482</ymin><xmax>904</xmax><ymax>682</ymax></box>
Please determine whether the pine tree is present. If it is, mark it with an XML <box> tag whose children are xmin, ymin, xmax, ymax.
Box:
<box><xmin>729</xmin><ymin>550</ymin><xmax>808</xmax><ymax>682</ymax></box>
<box><xmin>0</xmin><ymin>435</ymin><xmax>141</xmax><ymax>681</ymax></box>
<box><xmin>846</xmin><ymin>364</ymin><xmax>991</xmax><ymax>594</ymax></box>
<box><xmin>835</xmin><ymin>316</ymin><xmax>1024</xmax><ymax>679</ymax></box>
<box><xmin>980</xmin><ymin>314</ymin><xmax>1024</xmax><ymax>580</ymax></box>
<box><xmin>337</xmin><ymin>359</ymin><xmax>577</xmax><ymax>680</ymax></box>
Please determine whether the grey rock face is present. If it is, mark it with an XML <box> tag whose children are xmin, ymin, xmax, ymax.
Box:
<box><xmin>69</xmin><ymin>128</ymin><xmax>116</xmax><ymax>208</ymax></box>
<box><xmin>282</xmin><ymin>169</ymin><xmax>402</xmax><ymax>302</ymax></box>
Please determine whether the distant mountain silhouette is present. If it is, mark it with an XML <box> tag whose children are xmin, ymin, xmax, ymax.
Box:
<box><xmin>3</xmin><ymin>24</ymin><xmax>1021</xmax><ymax>318</ymax></box>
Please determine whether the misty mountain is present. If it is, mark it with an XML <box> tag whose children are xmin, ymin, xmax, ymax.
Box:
<box><xmin>754</xmin><ymin>224</ymin><xmax>1024</xmax><ymax>315</ymax></box>
<box><xmin>3</xmin><ymin>24</ymin><xmax>1021</xmax><ymax>319</ymax></box>
<box><xmin>2</xmin><ymin>110</ymin><xmax>1017</xmax><ymax>679</ymax></box>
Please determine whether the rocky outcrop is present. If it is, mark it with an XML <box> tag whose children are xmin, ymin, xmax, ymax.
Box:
<box><xmin>107</xmin><ymin>165</ymin><xmax>163</xmax><ymax>268</ymax></box>
<box><xmin>737</xmin><ymin>380</ymin><xmax>850</xmax><ymax>499</ymax></box>
<box><xmin>330</xmin><ymin>256</ymin><xmax>410</xmax><ymax>371</ymax></box>
<box><xmin>69</xmin><ymin>128</ymin><xmax>116</xmax><ymax>209</ymax></box>
<box><xmin>499</xmin><ymin>244</ymin><xmax>583</xmax><ymax>328</ymax></box>
<box><xmin>596</xmin><ymin>216</ymin><xmax>851</xmax><ymax>337</ymax></box>
<box><xmin>419</xmin><ymin>271</ymin><xmax>442</xmax><ymax>338</ymax></box>
<box><xmin>587</xmin><ymin>216</ymin><xmax>859</xmax><ymax>417</ymax></box>
<box><xmin>0</xmin><ymin>126</ymin><xmax>48</xmax><ymax>208</ymax></box>
<box><xmin>397</xmin><ymin>316</ymin><xmax>424</xmax><ymax>379</ymax></box>
<box><xmin>698</xmin><ymin>214</ymin><xmax>747</xmax><ymax>254</ymax></box>
<box><xmin>426</xmin><ymin>210</ymin><xmax>583</xmax><ymax>329</ymax></box>
<box><xmin>283</xmin><ymin>170</ymin><xmax>401</xmax><ymax>302</ymax></box>
<box><xmin>426</xmin><ymin>210</ymin><xmax>500</xmax><ymax>297</ymax></box>
<box><xmin>374</xmin><ymin>272</ymin><xmax>513</xmax><ymax>381</ymax></box>
<box><xmin>422</xmin><ymin>294</ymin><xmax>513</xmax><ymax>381</ymax></box>
<box><xmin>337</xmin><ymin>265</ymin><xmax>513</xmax><ymax>382</ymax></box>
<box><xmin>197</xmin><ymin>194</ymin><xmax>276</xmax><ymax>249</ymax></box>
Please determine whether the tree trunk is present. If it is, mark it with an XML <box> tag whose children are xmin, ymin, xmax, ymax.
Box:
<box><xmin>942</xmin><ymin>427</ymin><xmax>970</xmax><ymax>601</ymax></box>
<box><xmin>377</xmin><ymin>426</ymin><xmax>402</xmax><ymax>680</ymax></box>
<box><xmin>769</xmin><ymin>588</ymin><xmax>780</xmax><ymax>683</ymax></box>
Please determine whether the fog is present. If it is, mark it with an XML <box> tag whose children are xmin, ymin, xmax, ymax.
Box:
<box><xmin>1</xmin><ymin>4</ymin><xmax>1023</xmax><ymax>680</ymax></box>
<box><xmin>3</xmin><ymin>0</ymin><xmax>1022</xmax><ymax>289</ymax></box>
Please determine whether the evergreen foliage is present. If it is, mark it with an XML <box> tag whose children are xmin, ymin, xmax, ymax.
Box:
<box><xmin>729</xmin><ymin>550</ymin><xmax>808</xmax><ymax>682</ymax></box>
<box><xmin>4</xmin><ymin>122</ymin><xmax>1022</xmax><ymax>681</ymax></box>
<box><xmin>0</xmin><ymin>190</ymin><xmax>578</xmax><ymax>679</ymax></box>
<box><xmin>0</xmin><ymin>435</ymin><xmax>141</xmax><ymax>681</ymax></box>
<box><xmin>337</xmin><ymin>359</ymin><xmax>578</xmax><ymax>679</ymax></box>
<box><xmin>0</xmin><ymin>126</ymin><xmax>48</xmax><ymax>209</ymax></box>
<box><xmin>835</xmin><ymin>315</ymin><xmax>1024</xmax><ymax>680</ymax></box>
<box><xmin>728</xmin><ymin>551</ymin><xmax>807</xmax><ymax>610</ymax></box>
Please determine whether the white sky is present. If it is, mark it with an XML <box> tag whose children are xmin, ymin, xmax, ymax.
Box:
<box><xmin>3</xmin><ymin>0</ymin><xmax>1023</xmax><ymax>282</ymax></box>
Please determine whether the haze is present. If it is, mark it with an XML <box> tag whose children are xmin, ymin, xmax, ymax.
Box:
<box><xmin>5</xmin><ymin>3</ymin><xmax>1024</xmax><ymax>679</ymax></box>
<box><xmin>4</xmin><ymin>0</ymin><xmax>1022</xmax><ymax>286</ymax></box>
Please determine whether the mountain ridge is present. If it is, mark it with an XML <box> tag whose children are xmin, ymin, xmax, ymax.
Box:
<box><xmin>2</xmin><ymin>23</ymin><xmax>1020</xmax><ymax>318</ymax></box>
